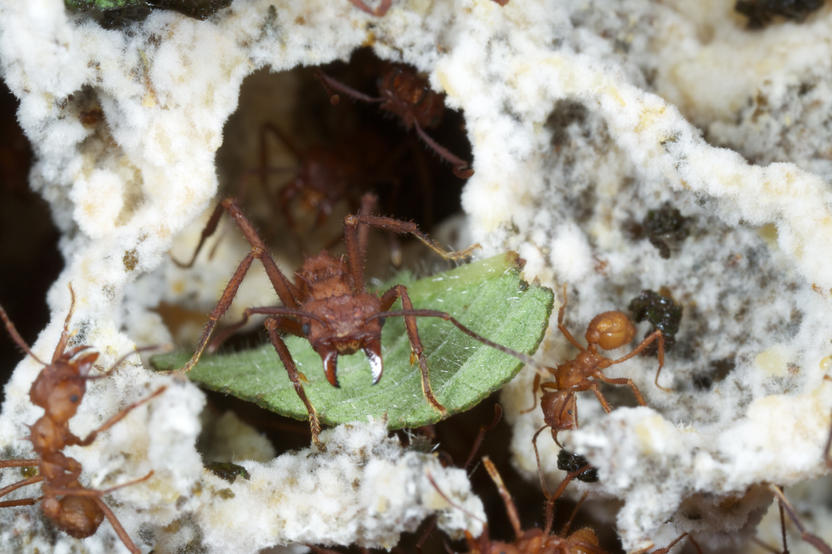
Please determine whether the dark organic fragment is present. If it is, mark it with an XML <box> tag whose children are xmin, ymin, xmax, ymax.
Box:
<box><xmin>642</xmin><ymin>203</ymin><xmax>689</xmax><ymax>259</ymax></box>
<box><xmin>629</xmin><ymin>289</ymin><xmax>682</xmax><ymax>351</ymax></box>
<box><xmin>206</xmin><ymin>461</ymin><xmax>251</xmax><ymax>483</ymax></box>
<box><xmin>556</xmin><ymin>449</ymin><xmax>599</xmax><ymax>483</ymax></box>
<box><xmin>65</xmin><ymin>0</ymin><xmax>232</xmax><ymax>28</ymax></box>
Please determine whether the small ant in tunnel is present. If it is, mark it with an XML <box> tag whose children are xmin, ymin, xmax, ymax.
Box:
<box><xmin>527</xmin><ymin>285</ymin><xmax>666</xmax><ymax>451</ymax></box>
<box><xmin>315</xmin><ymin>64</ymin><xmax>474</xmax><ymax>179</ymax></box>
<box><xmin>0</xmin><ymin>285</ymin><xmax>166</xmax><ymax>554</ymax></box>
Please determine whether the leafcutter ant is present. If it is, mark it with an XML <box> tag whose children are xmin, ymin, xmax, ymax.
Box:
<box><xmin>172</xmin><ymin>193</ymin><xmax>524</xmax><ymax>442</ymax></box>
<box><xmin>0</xmin><ymin>285</ymin><xmax>166</xmax><ymax>554</ymax></box>
<box><xmin>527</xmin><ymin>285</ymin><xmax>667</xmax><ymax>451</ymax></box>
<box><xmin>315</xmin><ymin>64</ymin><xmax>474</xmax><ymax>179</ymax></box>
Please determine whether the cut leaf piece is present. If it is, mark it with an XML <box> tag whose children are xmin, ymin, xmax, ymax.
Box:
<box><xmin>152</xmin><ymin>252</ymin><xmax>553</xmax><ymax>429</ymax></box>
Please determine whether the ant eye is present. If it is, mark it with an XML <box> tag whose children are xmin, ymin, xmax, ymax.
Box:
<box><xmin>70</xmin><ymin>394</ymin><xmax>80</xmax><ymax>403</ymax></box>
<box><xmin>378</xmin><ymin>317</ymin><xmax>385</xmax><ymax>326</ymax></box>
<box><xmin>302</xmin><ymin>323</ymin><xmax>311</xmax><ymax>336</ymax></box>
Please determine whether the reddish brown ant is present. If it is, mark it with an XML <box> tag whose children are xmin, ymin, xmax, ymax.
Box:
<box><xmin>0</xmin><ymin>285</ymin><xmax>166</xmax><ymax>554</ymax></box>
<box><xmin>172</xmin><ymin>193</ymin><xmax>525</xmax><ymax>442</ymax></box>
<box><xmin>315</xmin><ymin>64</ymin><xmax>474</xmax><ymax>179</ymax></box>
<box><xmin>527</xmin><ymin>285</ymin><xmax>667</xmax><ymax>452</ymax></box>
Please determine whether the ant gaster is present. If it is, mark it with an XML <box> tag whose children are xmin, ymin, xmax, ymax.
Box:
<box><xmin>528</xmin><ymin>285</ymin><xmax>667</xmax><ymax>450</ymax></box>
<box><xmin>0</xmin><ymin>285</ymin><xmax>166</xmax><ymax>554</ymax></box>
<box><xmin>172</xmin><ymin>193</ymin><xmax>510</xmax><ymax>442</ymax></box>
<box><xmin>315</xmin><ymin>65</ymin><xmax>474</xmax><ymax>179</ymax></box>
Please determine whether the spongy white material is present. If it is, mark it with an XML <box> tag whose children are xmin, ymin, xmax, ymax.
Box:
<box><xmin>196</xmin><ymin>419</ymin><xmax>483</xmax><ymax>552</ymax></box>
<box><xmin>2</xmin><ymin>0</ymin><xmax>832</xmax><ymax>552</ymax></box>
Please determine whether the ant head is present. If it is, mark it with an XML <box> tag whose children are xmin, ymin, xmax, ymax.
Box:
<box><xmin>540</xmin><ymin>391</ymin><xmax>577</xmax><ymax>432</ymax></box>
<box><xmin>29</xmin><ymin>361</ymin><xmax>87</xmax><ymax>420</ymax></box>
<box><xmin>44</xmin><ymin>379</ymin><xmax>87</xmax><ymax>422</ymax></box>
<box><xmin>585</xmin><ymin>311</ymin><xmax>635</xmax><ymax>350</ymax></box>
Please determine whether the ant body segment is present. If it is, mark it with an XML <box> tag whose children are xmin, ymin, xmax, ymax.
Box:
<box><xmin>315</xmin><ymin>64</ymin><xmax>474</xmax><ymax>179</ymax></box>
<box><xmin>173</xmin><ymin>193</ymin><xmax>530</xmax><ymax>442</ymax></box>
<box><xmin>0</xmin><ymin>285</ymin><xmax>165</xmax><ymax>554</ymax></box>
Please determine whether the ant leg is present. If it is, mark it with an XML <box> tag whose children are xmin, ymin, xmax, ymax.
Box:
<box><xmin>593</xmin><ymin>373</ymin><xmax>647</xmax><ymax>406</ymax></box>
<box><xmin>74</xmin><ymin>387</ymin><xmax>167</xmax><ymax>447</ymax></box>
<box><xmin>413</xmin><ymin>122</ymin><xmax>474</xmax><ymax>179</ymax></box>
<box><xmin>652</xmin><ymin>533</ymin><xmax>702</xmax><ymax>554</ymax></box>
<box><xmin>314</xmin><ymin>69</ymin><xmax>384</xmax><ymax>105</ymax></box>
<box><xmin>559</xmin><ymin>491</ymin><xmax>589</xmax><ymax>536</ymax></box>
<box><xmin>347</xmin><ymin>0</ymin><xmax>392</xmax><ymax>16</ymax></box>
<box><xmin>586</xmin><ymin>382</ymin><xmax>613</xmax><ymax>413</ymax></box>
<box><xmin>265</xmin><ymin>317</ymin><xmax>322</xmax><ymax>443</ymax></box>
<box><xmin>543</xmin><ymin>463</ymin><xmax>591</xmax><ymax>537</ymax></box>
<box><xmin>770</xmin><ymin>485</ymin><xmax>832</xmax><ymax>554</ymax></box>
<box><xmin>461</xmin><ymin>404</ymin><xmax>502</xmax><ymax>470</ymax></box>
<box><xmin>0</xmin><ymin>459</ymin><xmax>39</xmax><ymax>468</ymax></box>
<box><xmin>482</xmin><ymin>456</ymin><xmax>523</xmax><ymax>541</ymax></box>
<box><xmin>93</xmin><ymin>497</ymin><xmax>142</xmax><ymax>554</ymax></box>
<box><xmin>171</xmin><ymin>201</ymin><xmax>226</xmax><ymax>269</ymax></box>
<box><xmin>0</xmin><ymin>497</ymin><xmax>41</xmax><ymax>508</ymax></box>
<box><xmin>608</xmin><ymin>329</ymin><xmax>670</xmax><ymax>392</ymax></box>
<box><xmin>0</xmin><ymin>474</ymin><xmax>44</xmax><ymax>499</ymax></box>
<box><xmin>208</xmin><ymin>306</ymin><xmax>303</xmax><ymax>353</ymax></box>
<box><xmin>556</xmin><ymin>285</ymin><xmax>585</xmax><ymax>351</ymax></box>
<box><xmin>345</xmin><ymin>212</ymin><xmax>480</xmax><ymax>265</ymax></box>
<box><xmin>532</xmin><ymin>424</ymin><xmax>552</xmax><ymax>496</ymax></box>
<box><xmin>520</xmin><ymin>372</ymin><xmax>543</xmax><ymax>414</ymax></box>
<box><xmin>379</xmin><ymin>285</ymin><xmax>445</xmax><ymax>414</ymax></box>
<box><xmin>174</xmin><ymin>199</ymin><xmax>300</xmax><ymax>374</ymax></box>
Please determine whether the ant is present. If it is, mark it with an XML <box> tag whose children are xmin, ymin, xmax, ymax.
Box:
<box><xmin>315</xmin><ymin>64</ymin><xmax>474</xmax><ymax>179</ymax></box>
<box><xmin>0</xmin><ymin>285</ymin><xmax>166</xmax><ymax>554</ymax></box>
<box><xmin>172</xmin><ymin>193</ymin><xmax>526</xmax><ymax>443</ymax></box>
<box><xmin>527</xmin><ymin>285</ymin><xmax>667</xmax><ymax>450</ymax></box>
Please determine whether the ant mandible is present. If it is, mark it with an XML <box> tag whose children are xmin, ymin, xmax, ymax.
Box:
<box><xmin>529</xmin><ymin>285</ymin><xmax>668</xmax><ymax>450</ymax></box>
<box><xmin>315</xmin><ymin>64</ymin><xmax>474</xmax><ymax>179</ymax></box>
<box><xmin>173</xmin><ymin>193</ymin><xmax>494</xmax><ymax>442</ymax></box>
<box><xmin>0</xmin><ymin>285</ymin><xmax>166</xmax><ymax>554</ymax></box>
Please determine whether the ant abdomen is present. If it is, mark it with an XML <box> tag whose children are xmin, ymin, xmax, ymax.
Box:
<box><xmin>585</xmin><ymin>311</ymin><xmax>636</xmax><ymax>350</ymax></box>
<box><xmin>44</xmin><ymin>494</ymin><xmax>104</xmax><ymax>538</ymax></box>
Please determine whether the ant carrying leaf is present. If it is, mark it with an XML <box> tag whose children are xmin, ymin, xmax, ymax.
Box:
<box><xmin>153</xmin><ymin>250</ymin><xmax>553</xmax><ymax>433</ymax></box>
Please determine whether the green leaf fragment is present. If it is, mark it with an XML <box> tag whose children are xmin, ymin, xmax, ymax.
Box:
<box><xmin>152</xmin><ymin>252</ymin><xmax>553</xmax><ymax>429</ymax></box>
